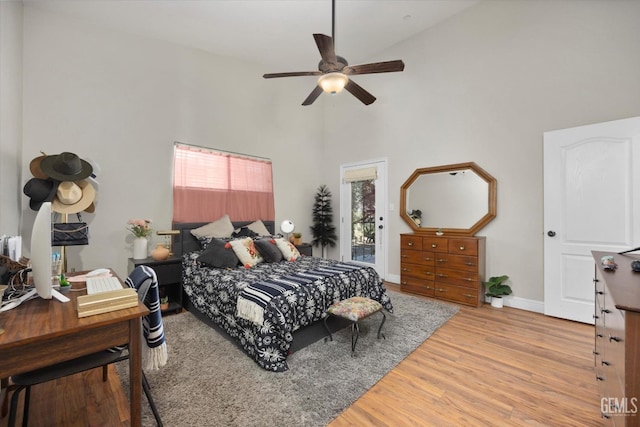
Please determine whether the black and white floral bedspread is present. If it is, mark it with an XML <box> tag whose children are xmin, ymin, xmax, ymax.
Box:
<box><xmin>182</xmin><ymin>252</ymin><xmax>393</xmax><ymax>372</ymax></box>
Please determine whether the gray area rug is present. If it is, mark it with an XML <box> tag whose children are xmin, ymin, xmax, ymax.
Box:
<box><xmin>116</xmin><ymin>291</ymin><xmax>459</xmax><ymax>426</ymax></box>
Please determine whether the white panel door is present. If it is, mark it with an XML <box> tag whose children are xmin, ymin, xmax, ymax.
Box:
<box><xmin>544</xmin><ymin>117</ymin><xmax>640</xmax><ymax>323</ymax></box>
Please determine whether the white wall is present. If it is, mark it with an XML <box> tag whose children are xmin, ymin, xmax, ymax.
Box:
<box><xmin>0</xmin><ymin>2</ymin><xmax>23</xmax><ymax>236</ymax></box>
<box><xmin>7</xmin><ymin>0</ymin><xmax>640</xmax><ymax>312</ymax></box>
<box><xmin>19</xmin><ymin>6</ymin><xmax>323</xmax><ymax>277</ymax></box>
<box><xmin>323</xmin><ymin>0</ymin><xmax>640</xmax><ymax>307</ymax></box>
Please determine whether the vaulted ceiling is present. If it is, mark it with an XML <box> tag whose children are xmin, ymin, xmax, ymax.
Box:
<box><xmin>23</xmin><ymin>0</ymin><xmax>480</xmax><ymax>70</ymax></box>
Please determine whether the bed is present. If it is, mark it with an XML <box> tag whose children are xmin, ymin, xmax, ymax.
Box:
<box><xmin>172</xmin><ymin>220</ymin><xmax>393</xmax><ymax>372</ymax></box>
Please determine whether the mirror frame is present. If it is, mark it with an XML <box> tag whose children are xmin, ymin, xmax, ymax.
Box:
<box><xmin>400</xmin><ymin>161</ymin><xmax>497</xmax><ymax>236</ymax></box>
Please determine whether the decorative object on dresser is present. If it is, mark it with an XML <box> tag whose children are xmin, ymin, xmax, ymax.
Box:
<box><xmin>151</xmin><ymin>243</ymin><xmax>170</xmax><ymax>261</ymax></box>
<box><xmin>592</xmin><ymin>251</ymin><xmax>640</xmax><ymax>424</ymax></box>
<box><xmin>400</xmin><ymin>234</ymin><xmax>486</xmax><ymax>307</ymax></box>
<box><xmin>483</xmin><ymin>275</ymin><xmax>512</xmax><ymax>308</ymax></box>
<box><xmin>128</xmin><ymin>256</ymin><xmax>182</xmax><ymax>315</ymax></box>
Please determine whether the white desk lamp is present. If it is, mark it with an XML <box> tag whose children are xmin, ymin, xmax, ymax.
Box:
<box><xmin>280</xmin><ymin>220</ymin><xmax>295</xmax><ymax>241</ymax></box>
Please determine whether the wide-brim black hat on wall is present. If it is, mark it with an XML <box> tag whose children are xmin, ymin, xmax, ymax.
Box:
<box><xmin>23</xmin><ymin>178</ymin><xmax>60</xmax><ymax>211</ymax></box>
<box><xmin>39</xmin><ymin>152</ymin><xmax>93</xmax><ymax>181</ymax></box>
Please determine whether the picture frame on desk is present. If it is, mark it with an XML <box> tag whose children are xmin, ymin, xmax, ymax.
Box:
<box><xmin>127</xmin><ymin>256</ymin><xmax>182</xmax><ymax>315</ymax></box>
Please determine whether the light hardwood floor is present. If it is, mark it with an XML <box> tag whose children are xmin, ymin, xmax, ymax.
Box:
<box><xmin>1</xmin><ymin>285</ymin><xmax>603</xmax><ymax>426</ymax></box>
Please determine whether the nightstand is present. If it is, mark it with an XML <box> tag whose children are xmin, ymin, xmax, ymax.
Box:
<box><xmin>295</xmin><ymin>243</ymin><xmax>313</xmax><ymax>257</ymax></box>
<box><xmin>128</xmin><ymin>256</ymin><xmax>182</xmax><ymax>315</ymax></box>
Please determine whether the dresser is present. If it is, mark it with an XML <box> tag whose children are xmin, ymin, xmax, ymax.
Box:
<box><xmin>400</xmin><ymin>234</ymin><xmax>486</xmax><ymax>307</ymax></box>
<box><xmin>592</xmin><ymin>251</ymin><xmax>640</xmax><ymax>425</ymax></box>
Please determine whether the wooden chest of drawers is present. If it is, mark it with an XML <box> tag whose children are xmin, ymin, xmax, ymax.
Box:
<box><xmin>400</xmin><ymin>234</ymin><xmax>486</xmax><ymax>307</ymax></box>
<box><xmin>592</xmin><ymin>251</ymin><xmax>640</xmax><ymax>425</ymax></box>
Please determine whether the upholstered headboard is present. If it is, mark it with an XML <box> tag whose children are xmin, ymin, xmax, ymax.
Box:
<box><xmin>171</xmin><ymin>220</ymin><xmax>276</xmax><ymax>257</ymax></box>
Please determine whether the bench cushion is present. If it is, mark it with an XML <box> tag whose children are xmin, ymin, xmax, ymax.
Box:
<box><xmin>326</xmin><ymin>296</ymin><xmax>383</xmax><ymax>322</ymax></box>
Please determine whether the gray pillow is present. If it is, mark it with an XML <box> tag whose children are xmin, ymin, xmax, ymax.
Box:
<box><xmin>254</xmin><ymin>238</ymin><xmax>283</xmax><ymax>263</ymax></box>
<box><xmin>197</xmin><ymin>238</ymin><xmax>239</xmax><ymax>268</ymax></box>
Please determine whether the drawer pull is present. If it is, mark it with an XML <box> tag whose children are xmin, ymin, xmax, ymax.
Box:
<box><xmin>597</xmin><ymin>333</ymin><xmax>604</xmax><ymax>338</ymax></box>
<box><xmin>609</xmin><ymin>335</ymin><xmax>622</xmax><ymax>343</ymax></box>
<box><xmin>402</xmin><ymin>268</ymin><xmax>409</xmax><ymax>272</ymax></box>
<box><xmin>596</xmin><ymin>376</ymin><xmax>605</xmax><ymax>381</ymax></box>
<box><xmin>436</xmin><ymin>273</ymin><xmax>447</xmax><ymax>278</ymax></box>
<box><xmin>595</xmin><ymin>291</ymin><xmax>604</xmax><ymax>295</ymax></box>
<box><xmin>464</xmin><ymin>262</ymin><xmax>475</xmax><ymax>266</ymax></box>
<box><xmin>593</xmin><ymin>350</ymin><xmax>599</xmax><ymax>356</ymax></box>
<box><xmin>602</xmin><ymin>413</ymin><xmax>611</xmax><ymax>419</ymax></box>
<box><xmin>459</xmin><ymin>246</ymin><xmax>465</xmax><ymax>251</ymax></box>
<box><xmin>601</xmin><ymin>308</ymin><xmax>611</xmax><ymax>314</ymax></box>
<box><xmin>463</xmin><ymin>294</ymin><xmax>474</xmax><ymax>298</ymax></box>
<box><xmin>437</xmin><ymin>259</ymin><xmax>447</xmax><ymax>263</ymax></box>
<box><xmin>431</xmin><ymin>244</ymin><xmax>437</xmax><ymax>248</ymax></box>
<box><xmin>423</xmin><ymin>257</ymin><xmax>432</xmax><ymax>261</ymax></box>
<box><xmin>436</xmin><ymin>288</ymin><xmax>445</xmax><ymax>292</ymax></box>
<box><xmin>464</xmin><ymin>278</ymin><xmax>474</xmax><ymax>282</ymax></box>
<box><xmin>408</xmin><ymin>242</ymin><xmax>413</xmax><ymax>246</ymax></box>
<box><xmin>425</xmin><ymin>271</ymin><xmax>434</xmax><ymax>276</ymax></box>
<box><xmin>401</xmin><ymin>254</ymin><xmax>407</xmax><ymax>258</ymax></box>
<box><xmin>601</xmin><ymin>360</ymin><xmax>611</xmax><ymax>366</ymax></box>
<box><xmin>593</xmin><ymin>315</ymin><xmax>599</xmax><ymax>319</ymax></box>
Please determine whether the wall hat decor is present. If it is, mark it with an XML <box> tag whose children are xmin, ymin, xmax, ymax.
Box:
<box><xmin>39</xmin><ymin>152</ymin><xmax>93</xmax><ymax>181</ymax></box>
<box><xmin>52</xmin><ymin>180</ymin><xmax>96</xmax><ymax>214</ymax></box>
<box><xmin>23</xmin><ymin>178</ymin><xmax>60</xmax><ymax>211</ymax></box>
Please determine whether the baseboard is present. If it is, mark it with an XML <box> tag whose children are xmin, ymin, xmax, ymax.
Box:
<box><xmin>385</xmin><ymin>274</ymin><xmax>544</xmax><ymax>314</ymax></box>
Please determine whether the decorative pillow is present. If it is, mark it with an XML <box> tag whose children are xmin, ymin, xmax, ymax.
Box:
<box><xmin>197</xmin><ymin>238</ymin><xmax>239</xmax><ymax>268</ymax></box>
<box><xmin>229</xmin><ymin>237</ymin><xmax>264</xmax><ymax>268</ymax></box>
<box><xmin>190</xmin><ymin>214</ymin><xmax>235</xmax><ymax>240</ymax></box>
<box><xmin>247</xmin><ymin>220</ymin><xmax>271</xmax><ymax>237</ymax></box>
<box><xmin>232</xmin><ymin>226</ymin><xmax>259</xmax><ymax>238</ymax></box>
<box><xmin>254</xmin><ymin>238</ymin><xmax>283</xmax><ymax>263</ymax></box>
<box><xmin>274</xmin><ymin>238</ymin><xmax>301</xmax><ymax>262</ymax></box>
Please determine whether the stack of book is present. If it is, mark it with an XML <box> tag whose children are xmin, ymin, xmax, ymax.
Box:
<box><xmin>76</xmin><ymin>288</ymin><xmax>138</xmax><ymax>318</ymax></box>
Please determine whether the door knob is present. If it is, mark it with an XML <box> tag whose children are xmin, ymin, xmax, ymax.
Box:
<box><xmin>547</xmin><ymin>230</ymin><xmax>556</xmax><ymax>237</ymax></box>
<box><xmin>378</xmin><ymin>225</ymin><xmax>383</xmax><ymax>229</ymax></box>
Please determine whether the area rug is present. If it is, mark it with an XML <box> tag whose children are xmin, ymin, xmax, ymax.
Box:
<box><xmin>116</xmin><ymin>291</ymin><xmax>459</xmax><ymax>426</ymax></box>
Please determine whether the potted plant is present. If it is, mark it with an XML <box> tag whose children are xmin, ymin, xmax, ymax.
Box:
<box><xmin>290</xmin><ymin>232</ymin><xmax>303</xmax><ymax>246</ymax></box>
<box><xmin>160</xmin><ymin>296</ymin><xmax>169</xmax><ymax>311</ymax></box>
<box><xmin>484</xmin><ymin>275</ymin><xmax>512</xmax><ymax>308</ymax></box>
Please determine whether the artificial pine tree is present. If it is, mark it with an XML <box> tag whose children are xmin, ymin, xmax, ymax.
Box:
<box><xmin>310</xmin><ymin>185</ymin><xmax>337</xmax><ymax>256</ymax></box>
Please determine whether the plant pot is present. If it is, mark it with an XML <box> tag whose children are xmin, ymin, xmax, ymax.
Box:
<box><xmin>490</xmin><ymin>297</ymin><xmax>504</xmax><ymax>308</ymax></box>
<box><xmin>160</xmin><ymin>303</ymin><xmax>169</xmax><ymax>311</ymax></box>
<box><xmin>133</xmin><ymin>237</ymin><xmax>148</xmax><ymax>259</ymax></box>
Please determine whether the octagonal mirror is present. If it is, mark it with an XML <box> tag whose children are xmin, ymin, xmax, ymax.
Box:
<box><xmin>400</xmin><ymin>162</ymin><xmax>497</xmax><ymax>236</ymax></box>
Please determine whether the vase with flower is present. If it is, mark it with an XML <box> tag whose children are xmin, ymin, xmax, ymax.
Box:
<box><xmin>127</xmin><ymin>219</ymin><xmax>153</xmax><ymax>259</ymax></box>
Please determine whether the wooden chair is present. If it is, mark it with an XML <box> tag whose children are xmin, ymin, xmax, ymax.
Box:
<box><xmin>7</xmin><ymin>266</ymin><xmax>163</xmax><ymax>427</ymax></box>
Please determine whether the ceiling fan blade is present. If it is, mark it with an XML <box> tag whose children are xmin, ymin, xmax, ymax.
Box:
<box><xmin>343</xmin><ymin>60</ymin><xmax>405</xmax><ymax>75</ymax></box>
<box><xmin>263</xmin><ymin>71</ymin><xmax>322</xmax><ymax>79</ymax></box>
<box><xmin>313</xmin><ymin>33</ymin><xmax>337</xmax><ymax>65</ymax></box>
<box><xmin>344</xmin><ymin>80</ymin><xmax>376</xmax><ymax>105</ymax></box>
<box><xmin>302</xmin><ymin>86</ymin><xmax>324</xmax><ymax>106</ymax></box>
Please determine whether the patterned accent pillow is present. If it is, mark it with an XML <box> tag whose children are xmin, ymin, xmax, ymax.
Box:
<box><xmin>229</xmin><ymin>237</ymin><xmax>264</xmax><ymax>268</ymax></box>
<box><xmin>197</xmin><ymin>238</ymin><xmax>239</xmax><ymax>268</ymax></box>
<box><xmin>274</xmin><ymin>238</ymin><xmax>301</xmax><ymax>262</ymax></box>
<box><xmin>190</xmin><ymin>214</ymin><xmax>235</xmax><ymax>240</ymax></box>
<box><xmin>253</xmin><ymin>238</ymin><xmax>283</xmax><ymax>263</ymax></box>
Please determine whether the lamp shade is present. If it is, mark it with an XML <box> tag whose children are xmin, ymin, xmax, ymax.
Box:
<box><xmin>280</xmin><ymin>220</ymin><xmax>295</xmax><ymax>234</ymax></box>
<box><xmin>318</xmin><ymin>73</ymin><xmax>349</xmax><ymax>94</ymax></box>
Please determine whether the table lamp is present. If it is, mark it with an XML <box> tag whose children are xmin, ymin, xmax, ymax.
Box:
<box><xmin>280</xmin><ymin>220</ymin><xmax>295</xmax><ymax>241</ymax></box>
<box><xmin>156</xmin><ymin>230</ymin><xmax>180</xmax><ymax>255</ymax></box>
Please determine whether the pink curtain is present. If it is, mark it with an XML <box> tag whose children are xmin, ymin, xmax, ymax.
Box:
<box><xmin>173</xmin><ymin>144</ymin><xmax>275</xmax><ymax>223</ymax></box>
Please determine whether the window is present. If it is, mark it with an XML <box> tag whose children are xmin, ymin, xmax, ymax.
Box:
<box><xmin>172</xmin><ymin>143</ymin><xmax>275</xmax><ymax>223</ymax></box>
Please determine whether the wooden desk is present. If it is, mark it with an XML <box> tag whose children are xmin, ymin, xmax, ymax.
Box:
<box><xmin>0</xmin><ymin>278</ymin><xmax>149</xmax><ymax>426</ymax></box>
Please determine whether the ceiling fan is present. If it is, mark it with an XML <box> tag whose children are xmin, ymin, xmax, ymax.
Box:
<box><xmin>262</xmin><ymin>0</ymin><xmax>405</xmax><ymax>106</ymax></box>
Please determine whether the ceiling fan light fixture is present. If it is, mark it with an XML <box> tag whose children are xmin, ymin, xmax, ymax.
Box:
<box><xmin>318</xmin><ymin>72</ymin><xmax>349</xmax><ymax>94</ymax></box>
